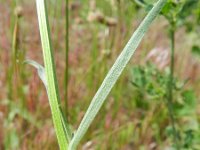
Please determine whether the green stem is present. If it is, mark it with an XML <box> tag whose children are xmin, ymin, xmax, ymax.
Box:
<box><xmin>64</xmin><ymin>0</ymin><xmax>69</xmax><ymax>119</ymax></box>
<box><xmin>166</xmin><ymin>24</ymin><xmax>180</xmax><ymax>150</ymax></box>
<box><xmin>8</xmin><ymin>1</ymin><xmax>17</xmax><ymax>101</ymax></box>
<box><xmin>36</xmin><ymin>0</ymin><xmax>69</xmax><ymax>149</ymax></box>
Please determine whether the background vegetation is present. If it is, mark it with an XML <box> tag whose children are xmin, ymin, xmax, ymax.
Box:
<box><xmin>0</xmin><ymin>0</ymin><xmax>200</xmax><ymax>149</ymax></box>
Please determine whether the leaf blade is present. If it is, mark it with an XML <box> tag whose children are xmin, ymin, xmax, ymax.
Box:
<box><xmin>69</xmin><ymin>0</ymin><xmax>167</xmax><ymax>149</ymax></box>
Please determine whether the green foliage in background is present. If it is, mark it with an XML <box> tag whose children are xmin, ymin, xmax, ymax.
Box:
<box><xmin>131</xmin><ymin>63</ymin><xmax>200</xmax><ymax>149</ymax></box>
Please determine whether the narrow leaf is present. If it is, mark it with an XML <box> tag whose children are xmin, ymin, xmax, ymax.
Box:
<box><xmin>69</xmin><ymin>0</ymin><xmax>167</xmax><ymax>149</ymax></box>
